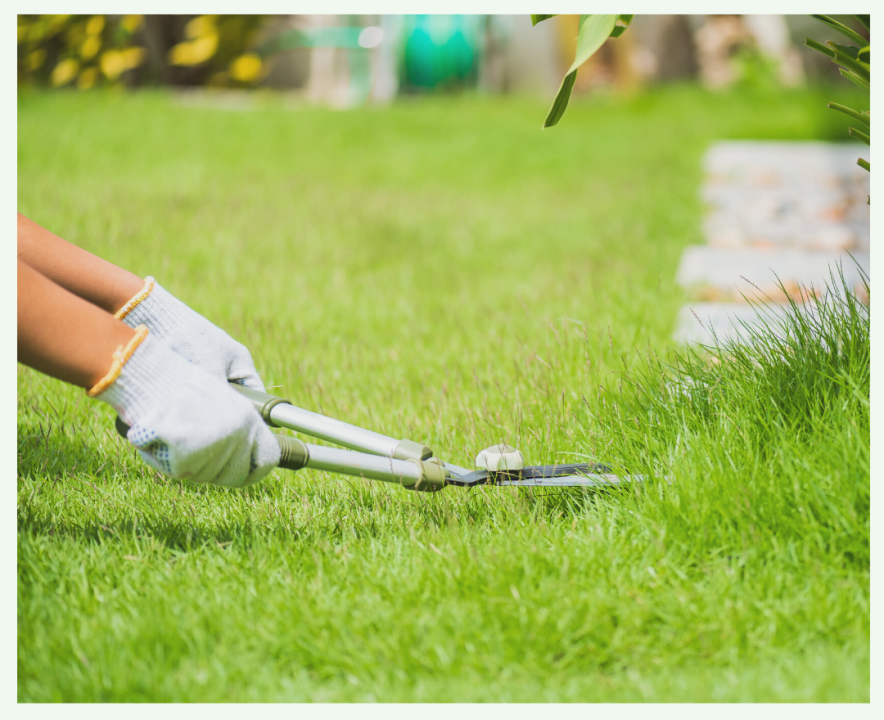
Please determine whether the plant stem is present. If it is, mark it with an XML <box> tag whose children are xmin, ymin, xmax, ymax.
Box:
<box><xmin>828</xmin><ymin>102</ymin><xmax>871</xmax><ymax>128</ymax></box>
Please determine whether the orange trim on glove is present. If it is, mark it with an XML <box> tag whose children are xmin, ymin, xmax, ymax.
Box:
<box><xmin>87</xmin><ymin>324</ymin><xmax>150</xmax><ymax>397</ymax></box>
<box><xmin>114</xmin><ymin>276</ymin><xmax>155</xmax><ymax>321</ymax></box>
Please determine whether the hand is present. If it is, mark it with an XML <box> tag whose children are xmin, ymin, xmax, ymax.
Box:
<box><xmin>91</xmin><ymin>329</ymin><xmax>280</xmax><ymax>487</ymax></box>
<box><xmin>116</xmin><ymin>278</ymin><xmax>266</xmax><ymax>391</ymax></box>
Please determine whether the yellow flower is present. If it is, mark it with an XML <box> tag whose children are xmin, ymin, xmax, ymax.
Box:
<box><xmin>77</xmin><ymin>67</ymin><xmax>99</xmax><ymax>90</ymax></box>
<box><xmin>25</xmin><ymin>48</ymin><xmax>46</xmax><ymax>71</ymax></box>
<box><xmin>50</xmin><ymin>58</ymin><xmax>80</xmax><ymax>87</ymax></box>
<box><xmin>229</xmin><ymin>53</ymin><xmax>263</xmax><ymax>83</ymax></box>
<box><xmin>168</xmin><ymin>34</ymin><xmax>218</xmax><ymax>66</ymax></box>
<box><xmin>121</xmin><ymin>15</ymin><xmax>143</xmax><ymax>33</ymax></box>
<box><xmin>184</xmin><ymin>15</ymin><xmax>217</xmax><ymax>40</ymax></box>
<box><xmin>81</xmin><ymin>35</ymin><xmax>101</xmax><ymax>60</ymax></box>
<box><xmin>167</xmin><ymin>43</ymin><xmax>189</xmax><ymax>66</ymax></box>
<box><xmin>99</xmin><ymin>50</ymin><xmax>125</xmax><ymax>79</ymax></box>
<box><xmin>86</xmin><ymin>16</ymin><xmax>105</xmax><ymax>36</ymax></box>
<box><xmin>122</xmin><ymin>47</ymin><xmax>146</xmax><ymax>71</ymax></box>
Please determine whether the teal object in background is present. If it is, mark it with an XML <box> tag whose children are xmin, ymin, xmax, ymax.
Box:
<box><xmin>401</xmin><ymin>15</ymin><xmax>482</xmax><ymax>90</ymax></box>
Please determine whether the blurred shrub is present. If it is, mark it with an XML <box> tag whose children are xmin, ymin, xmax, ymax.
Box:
<box><xmin>731</xmin><ymin>47</ymin><xmax>783</xmax><ymax>91</ymax></box>
<box><xmin>17</xmin><ymin>14</ymin><xmax>269</xmax><ymax>90</ymax></box>
<box><xmin>165</xmin><ymin>15</ymin><xmax>267</xmax><ymax>87</ymax></box>
<box><xmin>18</xmin><ymin>15</ymin><xmax>148</xmax><ymax>89</ymax></box>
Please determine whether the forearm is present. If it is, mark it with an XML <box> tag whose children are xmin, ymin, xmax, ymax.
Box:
<box><xmin>17</xmin><ymin>213</ymin><xmax>143</xmax><ymax>314</ymax></box>
<box><xmin>18</xmin><ymin>259</ymin><xmax>136</xmax><ymax>389</ymax></box>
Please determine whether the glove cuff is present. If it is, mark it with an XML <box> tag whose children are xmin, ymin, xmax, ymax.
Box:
<box><xmin>89</xmin><ymin>329</ymin><xmax>195</xmax><ymax>423</ymax></box>
<box><xmin>87</xmin><ymin>324</ymin><xmax>150</xmax><ymax>398</ymax></box>
<box><xmin>113</xmin><ymin>276</ymin><xmax>267</xmax><ymax>393</ymax></box>
<box><xmin>114</xmin><ymin>276</ymin><xmax>155</xmax><ymax>321</ymax></box>
<box><xmin>117</xmin><ymin>278</ymin><xmax>190</xmax><ymax>338</ymax></box>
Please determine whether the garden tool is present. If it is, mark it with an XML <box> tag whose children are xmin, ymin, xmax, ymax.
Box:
<box><xmin>117</xmin><ymin>383</ymin><xmax>631</xmax><ymax>493</ymax></box>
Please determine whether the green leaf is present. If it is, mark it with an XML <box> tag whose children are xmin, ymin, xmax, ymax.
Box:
<box><xmin>826</xmin><ymin>42</ymin><xmax>871</xmax><ymax>81</ymax></box>
<box><xmin>567</xmin><ymin>14</ymin><xmax>618</xmax><ymax>74</ymax></box>
<box><xmin>857</xmin><ymin>157</ymin><xmax>870</xmax><ymax>172</ymax></box>
<box><xmin>828</xmin><ymin>102</ymin><xmax>871</xmax><ymax>128</ymax></box>
<box><xmin>858</xmin><ymin>45</ymin><xmax>870</xmax><ymax>63</ymax></box>
<box><xmin>855</xmin><ymin>15</ymin><xmax>870</xmax><ymax>32</ymax></box>
<box><xmin>810</xmin><ymin>14</ymin><xmax>868</xmax><ymax>48</ymax></box>
<box><xmin>530</xmin><ymin>15</ymin><xmax>557</xmax><ymax>27</ymax></box>
<box><xmin>610</xmin><ymin>14</ymin><xmax>634</xmax><ymax>39</ymax></box>
<box><xmin>542</xmin><ymin>15</ymin><xmax>618</xmax><ymax>128</ymax></box>
<box><xmin>826</xmin><ymin>41</ymin><xmax>860</xmax><ymax>60</ymax></box>
<box><xmin>838</xmin><ymin>67</ymin><xmax>871</xmax><ymax>90</ymax></box>
<box><xmin>805</xmin><ymin>37</ymin><xmax>836</xmax><ymax>59</ymax></box>
<box><xmin>542</xmin><ymin>70</ymin><xmax>577</xmax><ymax>128</ymax></box>
<box><xmin>849</xmin><ymin>127</ymin><xmax>871</xmax><ymax>146</ymax></box>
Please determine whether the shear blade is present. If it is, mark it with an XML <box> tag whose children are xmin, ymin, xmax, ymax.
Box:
<box><xmin>496</xmin><ymin>474</ymin><xmax>624</xmax><ymax>487</ymax></box>
<box><xmin>447</xmin><ymin>462</ymin><xmax>616</xmax><ymax>488</ymax></box>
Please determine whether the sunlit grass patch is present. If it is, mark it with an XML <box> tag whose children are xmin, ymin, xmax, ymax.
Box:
<box><xmin>18</xmin><ymin>85</ymin><xmax>869</xmax><ymax>702</ymax></box>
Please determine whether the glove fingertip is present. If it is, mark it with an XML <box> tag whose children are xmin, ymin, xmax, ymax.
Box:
<box><xmin>239</xmin><ymin>463</ymin><xmax>274</xmax><ymax>488</ymax></box>
<box><xmin>240</xmin><ymin>425</ymin><xmax>282</xmax><ymax>487</ymax></box>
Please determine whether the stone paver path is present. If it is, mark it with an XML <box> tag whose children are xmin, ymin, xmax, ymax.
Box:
<box><xmin>674</xmin><ymin>141</ymin><xmax>870</xmax><ymax>344</ymax></box>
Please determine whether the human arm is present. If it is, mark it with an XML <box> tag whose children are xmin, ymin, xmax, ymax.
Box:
<box><xmin>17</xmin><ymin>212</ymin><xmax>144</xmax><ymax>314</ymax></box>
<box><xmin>17</xmin><ymin>259</ymin><xmax>279</xmax><ymax>487</ymax></box>
<box><xmin>17</xmin><ymin>258</ymin><xmax>135</xmax><ymax>388</ymax></box>
<box><xmin>17</xmin><ymin>212</ymin><xmax>266</xmax><ymax>390</ymax></box>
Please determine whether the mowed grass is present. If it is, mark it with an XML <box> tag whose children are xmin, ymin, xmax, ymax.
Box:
<box><xmin>17</xmin><ymin>85</ymin><xmax>869</xmax><ymax>702</ymax></box>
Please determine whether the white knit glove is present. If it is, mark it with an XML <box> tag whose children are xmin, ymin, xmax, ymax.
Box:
<box><xmin>89</xmin><ymin>327</ymin><xmax>280</xmax><ymax>488</ymax></box>
<box><xmin>115</xmin><ymin>277</ymin><xmax>266</xmax><ymax>391</ymax></box>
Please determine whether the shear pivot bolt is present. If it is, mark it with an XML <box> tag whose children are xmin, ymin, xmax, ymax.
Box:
<box><xmin>475</xmin><ymin>444</ymin><xmax>524</xmax><ymax>472</ymax></box>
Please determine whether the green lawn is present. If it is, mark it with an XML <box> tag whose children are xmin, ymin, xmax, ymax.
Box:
<box><xmin>17</xmin><ymin>85</ymin><xmax>869</xmax><ymax>702</ymax></box>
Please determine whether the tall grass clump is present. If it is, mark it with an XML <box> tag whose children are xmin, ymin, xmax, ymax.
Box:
<box><xmin>586</xmin><ymin>264</ymin><xmax>870</xmax><ymax>572</ymax></box>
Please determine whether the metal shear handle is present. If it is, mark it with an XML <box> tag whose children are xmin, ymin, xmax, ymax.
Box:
<box><xmin>114</xmin><ymin>384</ymin><xmax>628</xmax><ymax>492</ymax></box>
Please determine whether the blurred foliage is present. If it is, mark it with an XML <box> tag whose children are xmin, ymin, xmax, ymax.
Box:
<box><xmin>168</xmin><ymin>15</ymin><xmax>267</xmax><ymax>87</ymax></box>
<box><xmin>18</xmin><ymin>14</ymin><xmax>148</xmax><ymax>89</ymax></box>
<box><xmin>804</xmin><ymin>14</ymin><xmax>870</xmax><ymax>180</ymax></box>
<box><xmin>17</xmin><ymin>14</ymin><xmax>268</xmax><ymax>90</ymax></box>
<box><xmin>731</xmin><ymin>47</ymin><xmax>783</xmax><ymax>91</ymax></box>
